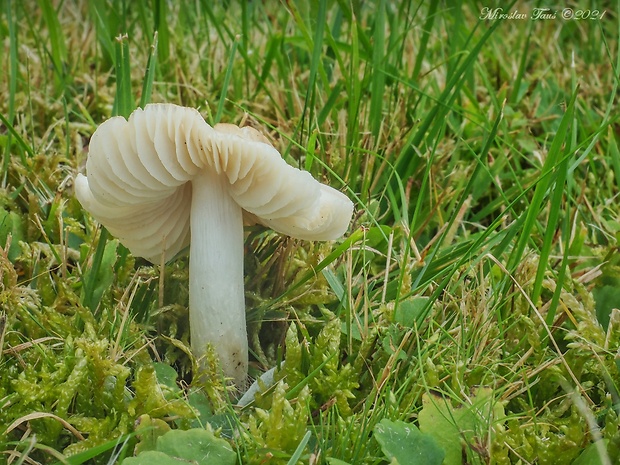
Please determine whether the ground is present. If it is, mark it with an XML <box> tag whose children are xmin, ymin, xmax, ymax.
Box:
<box><xmin>0</xmin><ymin>1</ymin><xmax>619</xmax><ymax>464</ymax></box>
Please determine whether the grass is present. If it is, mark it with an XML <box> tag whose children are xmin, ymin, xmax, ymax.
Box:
<box><xmin>1</xmin><ymin>1</ymin><xmax>619</xmax><ymax>464</ymax></box>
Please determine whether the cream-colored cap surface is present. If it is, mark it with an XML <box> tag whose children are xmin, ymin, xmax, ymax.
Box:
<box><xmin>75</xmin><ymin>104</ymin><xmax>354</xmax><ymax>263</ymax></box>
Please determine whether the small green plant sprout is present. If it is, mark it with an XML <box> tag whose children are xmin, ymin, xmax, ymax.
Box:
<box><xmin>74</xmin><ymin>103</ymin><xmax>354</xmax><ymax>389</ymax></box>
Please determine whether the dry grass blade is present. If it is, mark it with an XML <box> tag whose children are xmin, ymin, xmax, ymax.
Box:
<box><xmin>4</xmin><ymin>413</ymin><xmax>85</xmax><ymax>441</ymax></box>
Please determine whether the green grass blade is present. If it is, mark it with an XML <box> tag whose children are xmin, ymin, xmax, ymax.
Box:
<box><xmin>256</xmin><ymin>35</ymin><xmax>281</xmax><ymax>98</ymax></box>
<box><xmin>200</xmin><ymin>0</ymin><xmax>279</xmax><ymax>117</ymax></box>
<box><xmin>139</xmin><ymin>31</ymin><xmax>159</xmax><ymax>108</ymax></box>
<box><xmin>88</xmin><ymin>0</ymin><xmax>115</xmax><ymax>66</ymax></box>
<box><xmin>154</xmin><ymin>0</ymin><xmax>170</xmax><ymax>67</ymax></box>
<box><xmin>83</xmin><ymin>29</ymin><xmax>135</xmax><ymax>311</ymax></box>
<box><xmin>286</xmin><ymin>430</ymin><xmax>312</xmax><ymax>465</ymax></box>
<box><xmin>394</xmin><ymin>5</ymin><xmax>510</xmax><ymax>181</ymax></box>
<box><xmin>410</xmin><ymin>102</ymin><xmax>504</xmax><ymax>305</ymax></box>
<box><xmin>317</xmin><ymin>80</ymin><xmax>343</xmax><ymax>127</ymax></box>
<box><xmin>49</xmin><ymin>433</ymin><xmax>134</xmax><ymax>465</ymax></box>
<box><xmin>609</xmin><ymin>126</ymin><xmax>620</xmax><ymax>191</ymax></box>
<box><xmin>214</xmin><ymin>35</ymin><xmax>239</xmax><ymax>124</ymax></box>
<box><xmin>82</xmin><ymin>228</ymin><xmax>109</xmax><ymax>312</ymax></box>
<box><xmin>411</xmin><ymin>0</ymin><xmax>438</xmax><ymax>81</ymax></box>
<box><xmin>3</xmin><ymin>3</ymin><xmax>618</xmax><ymax>462</ymax></box>
<box><xmin>345</xmin><ymin>13</ymin><xmax>362</xmax><ymax>186</ymax></box>
<box><xmin>0</xmin><ymin>112</ymin><xmax>35</xmax><ymax>159</ymax></box>
<box><xmin>510</xmin><ymin>87</ymin><xmax>578</xmax><ymax>304</ymax></box>
<box><xmin>272</xmin><ymin>226</ymin><xmax>389</xmax><ymax>305</ymax></box>
<box><xmin>541</xmin><ymin>64</ymin><xmax>580</xmax><ymax>328</ymax></box>
<box><xmin>369</xmin><ymin>0</ymin><xmax>386</xmax><ymax>141</ymax></box>
<box><xmin>301</xmin><ymin>0</ymin><xmax>327</xmax><ymax>142</ymax></box>
<box><xmin>286</xmin><ymin>352</ymin><xmax>337</xmax><ymax>401</ymax></box>
<box><xmin>509</xmin><ymin>12</ymin><xmax>534</xmax><ymax>104</ymax></box>
<box><xmin>3</xmin><ymin>0</ymin><xmax>19</xmax><ymax>180</ymax></box>
<box><xmin>5</xmin><ymin>1</ymin><xmax>17</xmax><ymax>124</ymax></box>
<box><xmin>538</xmin><ymin>151</ymin><xmax>570</xmax><ymax>325</ymax></box>
<box><xmin>113</xmin><ymin>33</ymin><xmax>133</xmax><ymax>118</ymax></box>
<box><xmin>37</xmin><ymin>0</ymin><xmax>67</xmax><ymax>91</ymax></box>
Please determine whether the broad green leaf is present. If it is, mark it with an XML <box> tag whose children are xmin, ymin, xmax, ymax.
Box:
<box><xmin>123</xmin><ymin>450</ymin><xmax>195</xmax><ymax>465</ymax></box>
<box><xmin>187</xmin><ymin>388</ymin><xmax>213</xmax><ymax>428</ymax></box>
<box><xmin>0</xmin><ymin>210</ymin><xmax>25</xmax><ymax>261</ymax></box>
<box><xmin>418</xmin><ymin>388</ymin><xmax>505</xmax><ymax>465</ymax></box>
<box><xmin>571</xmin><ymin>440</ymin><xmax>609</xmax><ymax>465</ymax></box>
<box><xmin>153</xmin><ymin>362</ymin><xmax>181</xmax><ymax>392</ymax></box>
<box><xmin>125</xmin><ymin>429</ymin><xmax>236</xmax><ymax>465</ymax></box>
<box><xmin>326</xmin><ymin>459</ymin><xmax>352</xmax><ymax>465</ymax></box>
<box><xmin>592</xmin><ymin>251</ymin><xmax>620</xmax><ymax>329</ymax></box>
<box><xmin>373</xmin><ymin>419</ymin><xmax>444</xmax><ymax>465</ymax></box>
<box><xmin>156</xmin><ymin>429</ymin><xmax>236</xmax><ymax>465</ymax></box>
<box><xmin>394</xmin><ymin>296</ymin><xmax>429</xmax><ymax>328</ymax></box>
<box><xmin>594</xmin><ymin>285</ymin><xmax>620</xmax><ymax>330</ymax></box>
<box><xmin>133</xmin><ymin>415</ymin><xmax>171</xmax><ymax>456</ymax></box>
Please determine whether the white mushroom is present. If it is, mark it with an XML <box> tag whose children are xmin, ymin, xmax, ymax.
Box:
<box><xmin>75</xmin><ymin>103</ymin><xmax>354</xmax><ymax>389</ymax></box>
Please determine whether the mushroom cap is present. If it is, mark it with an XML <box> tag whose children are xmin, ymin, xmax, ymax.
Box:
<box><xmin>75</xmin><ymin>103</ymin><xmax>354</xmax><ymax>263</ymax></box>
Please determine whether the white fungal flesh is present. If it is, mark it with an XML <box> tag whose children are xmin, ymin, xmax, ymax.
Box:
<box><xmin>76</xmin><ymin>104</ymin><xmax>353</xmax><ymax>263</ymax></box>
<box><xmin>75</xmin><ymin>103</ymin><xmax>354</xmax><ymax>387</ymax></box>
<box><xmin>190</xmin><ymin>170</ymin><xmax>247</xmax><ymax>387</ymax></box>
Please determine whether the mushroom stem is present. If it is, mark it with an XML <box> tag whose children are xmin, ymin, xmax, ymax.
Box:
<box><xmin>189</xmin><ymin>169</ymin><xmax>247</xmax><ymax>388</ymax></box>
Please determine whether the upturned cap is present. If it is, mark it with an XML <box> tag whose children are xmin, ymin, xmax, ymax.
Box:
<box><xmin>75</xmin><ymin>103</ymin><xmax>354</xmax><ymax>263</ymax></box>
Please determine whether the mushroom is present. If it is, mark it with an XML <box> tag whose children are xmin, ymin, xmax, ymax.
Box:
<box><xmin>75</xmin><ymin>103</ymin><xmax>353</xmax><ymax>388</ymax></box>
